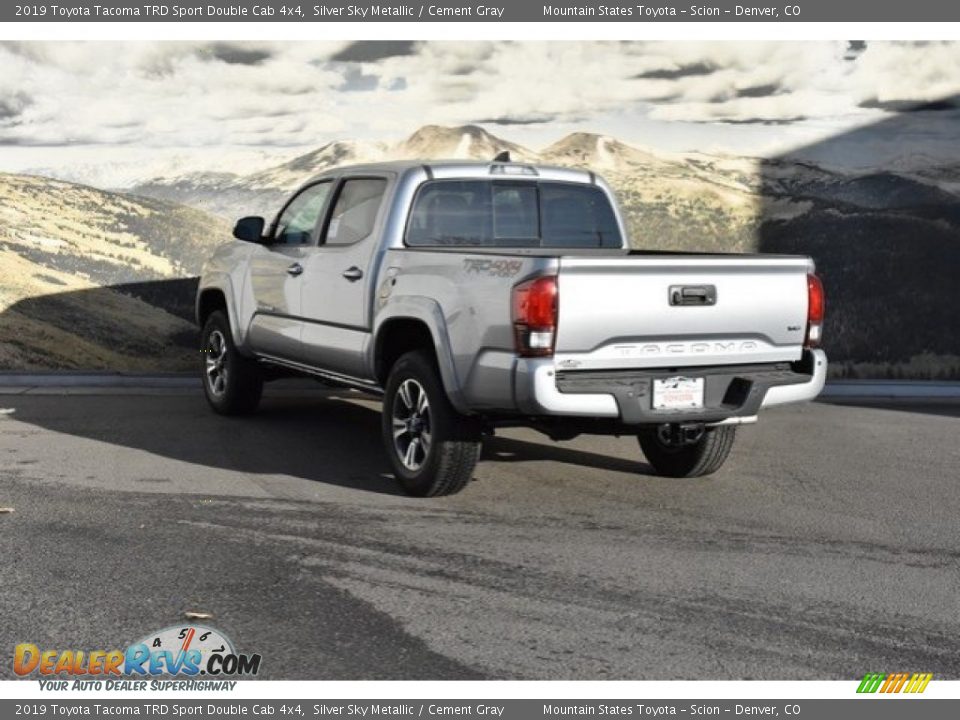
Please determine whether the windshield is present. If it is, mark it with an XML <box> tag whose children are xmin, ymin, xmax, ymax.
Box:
<box><xmin>405</xmin><ymin>180</ymin><xmax>622</xmax><ymax>249</ymax></box>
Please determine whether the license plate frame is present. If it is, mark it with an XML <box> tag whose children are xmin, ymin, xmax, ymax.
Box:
<box><xmin>652</xmin><ymin>376</ymin><xmax>705</xmax><ymax>410</ymax></box>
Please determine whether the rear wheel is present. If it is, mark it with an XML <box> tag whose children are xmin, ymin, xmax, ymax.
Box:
<box><xmin>382</xmin><ymin>351</ymin><xmax>481</xmax><ymax>497</ymax></box>
<box><xmin>201</xmin><ymin>310</ymin><xmax>263</xmax><ymax>415</ymax></box>
<box><xmin>637</xmin><ymin>425</ymin><xmax>736</xmax><ymax>478</ymax></box>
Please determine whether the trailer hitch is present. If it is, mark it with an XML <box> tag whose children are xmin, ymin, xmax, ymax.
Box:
<box><xmin>656</xmin><ymin>422</ymin><xmax>705</xmax><ymax>447</ymax></box>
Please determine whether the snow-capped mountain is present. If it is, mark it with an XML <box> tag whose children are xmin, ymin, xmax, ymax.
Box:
<box><xmin>394</xmin><ymin>124</ymin><xmax>536</xmax><ymax>162</ymax></box>
<box><xmin>541</xmin><ymin>132</ymin><xmax>671</xmax><ymax>173</ymax></box>
<box><xmin>241</xmin><ymin>139</ymin><xmax>390</xmax><ymax>190</ymax></box>
<box><xmin>130</xmin><ymin>126</ymin><xmax>539</xmax><ymax>219</ymax></box>
<box><xmin>21</xmin><ymin>148</ymin><xmax>288</xmax><ymax>191</ymax></box>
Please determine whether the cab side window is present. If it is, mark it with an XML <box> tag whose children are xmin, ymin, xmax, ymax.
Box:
<box><xmin>273</xmin><ymin>181</ymin><xmax>332</xmax><ymax>245</ymax></box>
<box><xmin>322</xmin><ymin>178</ymin><xmax>388</xmax><ymax>246</ymax></box>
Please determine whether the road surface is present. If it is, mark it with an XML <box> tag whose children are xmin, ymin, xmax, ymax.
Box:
<box><xmin>1</xmin><ymin>385</ymin><xmax>957</xmax><ymax>680</ymax></box>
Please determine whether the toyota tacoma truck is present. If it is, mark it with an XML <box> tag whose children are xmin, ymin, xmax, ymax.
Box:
<box><xmin>196</xmin><ymin>158</ymin><xmax>826</xmax><ymax>496</ymax></box>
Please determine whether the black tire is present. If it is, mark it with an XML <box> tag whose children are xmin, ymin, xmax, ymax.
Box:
<box><xmin>382</xmin><ymin>350</ymin><xmax>481</xmax><ymax>497</ymax></box>
<box><xmin>200</xmin><ymin>310</ymin><xmax>263</xmax><ymax>415</ymax></box>
<box><xmin>637</xmin><ymin>425</ymin><xmax>736</xmax><ymax>478</ymax></box>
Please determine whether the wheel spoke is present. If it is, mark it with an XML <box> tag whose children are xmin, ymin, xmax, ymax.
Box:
<box><xmin>416</xmin><ymin>387</ymin><xmax>429</xmax><ymax>414</ymax></box>
<box><xmin>398</xmin><ymin>381</ymin><xmax>414</xmax><ymax>410</ymax></box>
<box><xmin>404</xmin><ymin>438</ymin><xmax>419</xmax><ymax>468</ymax></box>
<box><xmin>392</xmin><ymin>418</ymin><xmax>407</xmax><ymax>439</ymax></box>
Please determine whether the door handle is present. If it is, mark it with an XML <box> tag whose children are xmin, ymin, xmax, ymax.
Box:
<box><xmin>286</xmin><ymin>262</ymin><xmax>304</xmax><ymax>276</ymax></box>
<box><xmin>342</xmin><ymin>266</ymin><xmax>364</xmax><ymax>281</ymax></box>
<box><xmin>669</xmin><ymin>284</ymin><xmax>716</xmax><ymax>306</ymax></box>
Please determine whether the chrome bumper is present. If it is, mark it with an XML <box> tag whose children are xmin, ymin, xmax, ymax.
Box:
<box><xmin>515</xmin><ymin>358</ymin><xmax>619</xmax><ymax>417</ymax></box>
<box><xmin>760</xmin><ymin>349</ymin><xmax>827</xmax><ymax>408</ymax></box>
<box><xmin>515</xmin><ymin>349</ymin><xmax>828</xmax><ymax>421</ymax></box>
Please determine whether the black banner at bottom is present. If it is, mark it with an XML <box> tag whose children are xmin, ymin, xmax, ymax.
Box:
<box><xmin>2</xmin><ymin>699</ymin><xmax>958</xmax><ymax>720</ymax></box>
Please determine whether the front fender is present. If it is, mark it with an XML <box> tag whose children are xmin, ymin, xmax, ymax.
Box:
<box><xmin>196</xmin><ymin>273</ymin><xmax>246</xmax><ymax>346</ymax></box>
<box><xmin>196</xmin><ymin>242</ymin><xmax>257</xmax><ymax>352</ymax></box>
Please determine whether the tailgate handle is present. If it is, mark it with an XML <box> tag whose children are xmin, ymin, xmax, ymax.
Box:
<box><xmin>669</xmin><ymin>285</ymin><xmax>716</xmax><ymax>306</ymax></box>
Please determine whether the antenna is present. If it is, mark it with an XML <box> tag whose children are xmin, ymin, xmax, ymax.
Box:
<box><xmin>493</xmin><ymin>151</ymin><xmax>511</xmax><ymax>163</ymax></box>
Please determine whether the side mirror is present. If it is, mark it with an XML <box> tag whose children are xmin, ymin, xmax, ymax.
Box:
<box><xmin>233</xmin><ymin>216</ymin><xmax>266</xmax><ymax>243</ymax></box>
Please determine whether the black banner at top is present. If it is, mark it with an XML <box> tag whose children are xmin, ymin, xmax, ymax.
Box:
<box><xmin>3</xmin><ymin>0</ymin><xmax>958</xmax><ymax>23</ymax></box>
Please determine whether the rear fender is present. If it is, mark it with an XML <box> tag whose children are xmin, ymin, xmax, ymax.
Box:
<box><xmin>371</xmin><ymin>297</ymin><xmax>468</xmax><ymax>414</ymax></box>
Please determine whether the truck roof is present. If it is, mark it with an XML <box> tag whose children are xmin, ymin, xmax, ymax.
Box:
<box><xmin>305</xmin><ymin>159</ymin><xmax>597</xmax><ymax>185</ymax></box>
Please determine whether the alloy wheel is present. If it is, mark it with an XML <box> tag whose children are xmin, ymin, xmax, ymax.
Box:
<box><xmin>205</xmin><ymin>329</ymin><xmax>229</xmax><ymax>397</ymax></box>
<box><xmin>391</xmin><ymin>378</ymin><xmax>432</xmax><ymax>471</ymax></box>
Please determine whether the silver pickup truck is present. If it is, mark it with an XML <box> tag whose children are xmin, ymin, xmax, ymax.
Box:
<box><xmin>196</xmin><ymin>158</ymin><xmax>826</xmax><ymax>496</ymax></box>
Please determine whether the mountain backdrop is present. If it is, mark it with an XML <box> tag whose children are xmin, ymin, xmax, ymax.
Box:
<box><xmin>2</xmin><ymin>124</ymin><xmax>958</xmax><ymax>377</ymax></box>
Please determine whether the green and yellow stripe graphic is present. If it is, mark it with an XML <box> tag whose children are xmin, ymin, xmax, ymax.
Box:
<box><xmin>857</xmin><ymin>672</ymin><xmax>932</xmax><ymax>694</ymax></box>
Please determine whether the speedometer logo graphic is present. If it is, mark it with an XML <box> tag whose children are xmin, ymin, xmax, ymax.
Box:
<box><xmin>132</xmin><ymin>625</ymin><xmax>235</xmax><ymax>672</ymax></box>
<box><xmin>124</xmin><ymin>624</ymin><xmax>261</xmax><ymax>677</ymax></box>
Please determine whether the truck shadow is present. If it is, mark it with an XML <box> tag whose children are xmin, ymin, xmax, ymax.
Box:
<box><xmin>483</xmin><ymin>435</ymin><xmax>654</xmax><ymax>476</ymax></box>
<box><xmin>8</xmin><ymin>391</ymin><xmax>404</xmax><ymax>495</ymax></box>
<box><xmin>7</xmin><ymin>384</ymin><xmax>658</xmax><ymax>495</ymax></box>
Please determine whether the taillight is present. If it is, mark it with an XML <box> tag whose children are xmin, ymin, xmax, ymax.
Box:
<box><xmin>512</xmin><ymin>275</ymin><xmax>558</xmax><ymax>357</ymax></box>
<box><xmin>805</xmin><ymin>273</ymin><xmax>825</xmax><ymax>348</ymax></box>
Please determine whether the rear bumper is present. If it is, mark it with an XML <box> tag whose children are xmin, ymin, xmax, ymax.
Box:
<box><xmin>760</xmin><ymin>349</ymin><xmax>827</xmax><ymax>407</ymax></box>
<box><xmin>514</xmin><ymin>349</ymin><xmax>827</xmax><ymax>423</ymax></box>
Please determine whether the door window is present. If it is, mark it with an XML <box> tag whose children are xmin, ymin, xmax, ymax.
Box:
<box><xmin>273</xmin><ymin>181</ymin><xmax>332</xmax><ymax>245</ymax></box>
<box><xmin>322</xmin><ymin>178</ymin><xmax>388</xmax><ymax>246</ymax></box>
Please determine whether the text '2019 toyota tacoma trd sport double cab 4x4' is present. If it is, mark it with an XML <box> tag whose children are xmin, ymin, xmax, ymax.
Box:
<box><xmin>196</xmin><ymin>158</ymin><xmax>826</xmax><ymax>496</ymax></box>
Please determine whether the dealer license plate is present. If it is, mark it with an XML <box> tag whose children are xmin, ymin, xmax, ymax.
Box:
<box><xmin>652</xmin><ymin>377</ymin><xmax>704</xmax><ymax>410</ymax></box>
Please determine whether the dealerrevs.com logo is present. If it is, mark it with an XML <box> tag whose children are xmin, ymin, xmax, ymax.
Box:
<box><xmin>14</xmin><ymin>625</ymin><xmax>261</xmax><ymax>682</ymax></box>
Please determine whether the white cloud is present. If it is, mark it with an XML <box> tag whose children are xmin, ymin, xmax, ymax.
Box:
<box><xmin>1</xmin><ymin>40</ymin><xmax>960</xmax><ymax>157</ymax></box>
<box><xmin>855</xmin><ymin>41</ymin><xmax>960</xmax><ymax>105</ymax></box>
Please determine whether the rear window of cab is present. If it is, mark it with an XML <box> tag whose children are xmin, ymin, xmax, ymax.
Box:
<box><xmin>405</xmin><ymin>180</ymin><xmax>622</xmax><ymax>249</ymax></box>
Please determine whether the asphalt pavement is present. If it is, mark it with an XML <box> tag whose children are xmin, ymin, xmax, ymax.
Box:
<box><xmin>1</xmin><ymin>384</ymin><xmax>958</xmax><ymax>680</ymax></box>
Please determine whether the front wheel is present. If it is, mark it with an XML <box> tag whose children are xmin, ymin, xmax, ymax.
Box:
<box><xmin>200</xmin><ymin>310</ymin><xmax>263</xmax><ymax>415</ymax></box>
<box><xmin>382</xmin><ymin>351</ymin><xmax>481</xmax><ymax>497</ymax></box>
<box><xmin>637</xmin><ymin>425</ymin><xmax>736</xmax><ymax>478</ymax></box>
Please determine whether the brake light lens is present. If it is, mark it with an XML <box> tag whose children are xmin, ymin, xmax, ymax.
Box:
<box><xmin>805</xmin><ymin>273</ymin><xmax>825</xmax><ymax>348</ymax></box>
<box><xmin>512</xmin><ymin>275</ymin><xmax>558</xmax><ymax>357</ymax></box>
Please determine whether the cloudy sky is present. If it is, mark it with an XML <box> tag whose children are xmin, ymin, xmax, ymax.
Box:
<box><xmin>2</xmin><ymin>40</ymin><xmax>960</xmax><ymax>184</ymax></box>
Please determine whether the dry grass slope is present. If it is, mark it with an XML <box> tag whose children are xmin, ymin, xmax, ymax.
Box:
<box><xmin>0</xmin><ymin>173</ymin><xmax>229</xmax><ymax>371</ymax></box>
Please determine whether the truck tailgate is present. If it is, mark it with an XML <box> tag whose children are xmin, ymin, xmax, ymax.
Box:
<box><xmin>554</xmin><ymin>255</ymin><xmax>812</xmax><ymax>370</ymax></box>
